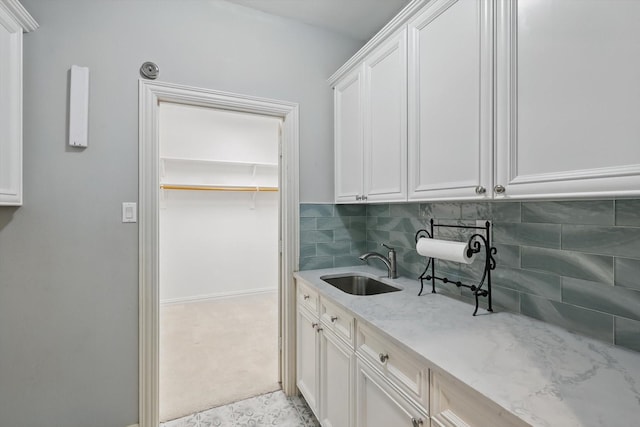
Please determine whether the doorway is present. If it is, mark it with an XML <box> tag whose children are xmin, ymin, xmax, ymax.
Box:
<box><xmin>139</xmin><ymin>80</ymin><xmax>299</xmax><ymax>427</ymax></box>
<box><xmin>158</xmin><ymin>103</ymin><xmax>281</xmax><ymax>421</ymax></box>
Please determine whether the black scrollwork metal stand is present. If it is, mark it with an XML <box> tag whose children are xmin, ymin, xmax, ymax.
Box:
<box><xmin>415</xmin><ymin>219</ymin><xmax>497</xmax><ymax>316</ymax></box>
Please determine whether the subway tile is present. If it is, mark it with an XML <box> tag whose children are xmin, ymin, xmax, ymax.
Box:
<box><xmin>299</xmin><ymin>256</ymin><xmax>333</xmax><ymax>271</ymax></box>
<box><xmin>615</xmin><ymin>199</ymin><xmax>640</xmax><ymax>227</ymax></box>
<box><xmin>389</xmin><ymin>231</ymin><xmax>417</xmax><ymax>250</ymax></box>
<box><xmin>367</xmin><ymin>204</ymin><xmax>389</xmax><ymax>217</ymax></box>
<box><xmin>299</xmin><ymin>244</ymin><xmax>316</xmax><ymax>259</ymax></box>
<box><xmin>336</xmin><ymin>204</ymin><xmax>367</xmax><ymax>217</ymax></box>
<box><xmin>316</xmin><ymin>217</ymin><xmax>348</xmax><ymax>230</ymax></box>
<box><xmin>520</xmin><ymin>294</ymin><xmax>614</xmax><ymax>343</ymax></box>
<box><xmin>390</xmin><ymin>203</ymin><xmax>420</xmax><ymax>218</ymax></box>
<box><xmin>300</xmin><ymin>230</ymin><xmax>333</xmax><ymax>244</ymax></box>
<box><xmin>431</xmin><ymin>203</ymin><xmax>462</xmax><ymax>219</ymax></box>
<box><xmin>494</xmin><ymin>223</ymin><xmax>561</xmax><ymax>248</ymax></box>
<box><xmin>461</xmin><ymin>202</ymin><xmax>521</xmax><ymax>223</ymax></box>
<box><xmin>300</xmin><ymin>217</ymin><xmax>316</xmax><ymax>231</ymax></box>
<box><xmin>300</xmin><ymin>204</ymin><xmax>334</xmax><ymax>218</ymax></box>
<box><xmin>350</xmin><ymin>216</ymin><xmax>367</xmax><ymax>230</ymax></box>
<box><xmin>614</xmin><ymin>257</ymin><xmax>640</xmax><ymax>291</ymax></box>
<box><xmin>317</xmin><ymin>241</ymin><xmax>351</xmax><ymax>256</ymax></box>
<box><xmin>367</xmin><ymin>229</ymin><xmax>390</xmax><ymax>243</ymax></box>
<box><xmin>493</xmin><ymin>244</ymin><xmax>520</xmax><ymax>268</ymax></box>
<box><xmin>492</xmin><ymin>267</ymin><xmax>561</xmax><ymax>300</ymax></box>
<box><xmin>615</xmin><ymin>317</ymin><xmax>640</xmax><ymax>352</ymax></box>
<box><xmin>522</xmin><ymin>200</ymin><xmax>614</xmax><ymax>225</ymax></box>
<box><xmin>350</xmin><ymin>241</ymin><xmax>368</xmax><ymax>256</ymax></box>
<box><xmin>419</xmin><ymin>203</ymin><xmax>433</xmax><ymax>219</ymax></box>
<box><xmin>491</xmin><ymin>202</ymin><xmax>522</xmax><ymax>223</ymax></box>
<box><xmin>491</xmin><ymin>286</ymin><xmax>521</xmax><ymax>312</ymax></box>
<box><xmin>562</xmin><ymin>225</ymin><xmax>640</xmax><ymax>258</ymax></box>
<box><xmin>334</xmin><ymin>227</ymin><xmax>366</xmax><ymax>242</ymax></box>
<box><xmin>562</xmin><ymin>277</ymin><xmax>640</xmax><ymax>321</ymax></box>
<box><xmin>521</xmin><ymin>247</ymin><xmax>613</xmax><ymax>284</ymax></box>
<box><xmin>334</xmin><ymin>255</ymin><xmax>361</xmax><ymax>268</ymax></box>
<box><xmin>375</xmin><ymin>217</ymin><xmax>423</xmax><ymax>233</ymax></box>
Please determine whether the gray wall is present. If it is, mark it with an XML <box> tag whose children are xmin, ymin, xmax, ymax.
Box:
<box><xmin>0</xmin><ymin>1</ymin><xmax>360</xmax><ymax>426</ymax></box>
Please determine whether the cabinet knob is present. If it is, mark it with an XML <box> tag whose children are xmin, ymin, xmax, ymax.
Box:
<box><xmin>475</xmin><ymin>185</ymin><xmax>486</xmax><ymax>195</ymax></box>
<box><xmin>303</xmin><ymin>294</ymin><xmax>310</xmax><ymax>300</ymax></box>
<box><xmin>355</xmin><ymin>195</ymin><xmax>362</xmax><ymax>201</ymax></box>
<box><xmin>330</xmin><ymin>316</ymin><xmax>338</xmax><ymax>323</ymax></box>
<box><xmin>362</xmin><ymin>195</ymin><xmax>368</xmax><ymax>201</ymax></box>
<box><xmin>411</xmin><ymin>418</ymin><xmax>424</xmax><ymax>427</ymax></box>
<box><xmin>494</xmin><ymin>184</ymin><xmax>506</xmax><ymax>194</ymax></box>
<box><xmin>316</xmin><ymin>327</ymin><xmax>323</xmax><ymax>333</ymax></box>
<box><xmin>379</xmin><ymin>353</ymin><xmax>389</xmax><ymax>363</ymax></box>
<box><xmin>312</xmin><ymin>322</ymin><xmax>318</xmax><ymax>329</ymax></box>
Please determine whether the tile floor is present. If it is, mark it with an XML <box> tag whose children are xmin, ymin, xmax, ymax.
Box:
<box><xmin>161</xmin><ymin>390</ymin><xmax>320</xmax><ymax>427</ymax></box>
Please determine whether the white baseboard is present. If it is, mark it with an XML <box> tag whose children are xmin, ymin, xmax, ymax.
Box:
<box><xmin>160</xmin><ymin>287</ymin><xmax>277</xmax><ymax>305</ymax></box>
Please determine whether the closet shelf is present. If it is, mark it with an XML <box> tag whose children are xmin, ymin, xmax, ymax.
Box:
<box><xmin>160</xmin><ymin>156</ymin><xmax>278</xmax><ymax>168</ymax></box>
<box><xmin>160</xmin><ymin>184</ymin><xmax>278</xmax><ymax>192</ymax></box>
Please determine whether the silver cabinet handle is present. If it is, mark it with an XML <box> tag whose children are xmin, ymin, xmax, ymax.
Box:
<box><xmin>379</xmin><ymin>353</ymin><xmax>389</xmax><ymax>363</ymax></box>
<box><xmin>330</xmin><ymin>316</ymin><xmax>338</xmax><ymax>322</ymax></box>
<box><xmin>316</xmin><ymin>326</ymin><xmax>323</xmax><ymax>333</ymax></box>
<box><xmin>362</xmin><ymin>195</ymin><xmax>368</xmax><ymax>201</ymax></box>
<box><xmin>303</xmin><ymin>294</ymin><xmax>310</xmax><ymax>300</ymax></box>
<box><xmin>494</xmin><ymin>184</ymin><xmax>506</xmax><ymax>194</ymax></box>
<box><xmin>411</xmin><ymin>418</ymin><xmax>424</xmax><ymax>427</ymax></box>
<box><xmin>311</xmin><ymin>322</ymin><xmax>318</xmax><ymax>329</ymax></box>
<box><xmin>355</xmin><ymin>195</ymin><xmax>362</xmax><ymax>201</ymax></box>
<box><xmin>475</xmin><ymin>185</ymin><xmax>486</xmax><ymax>195</ymax></box>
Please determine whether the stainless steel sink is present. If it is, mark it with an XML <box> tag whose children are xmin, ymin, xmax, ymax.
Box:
<box><xmin>320</xmin><ymin>274</ymin><xmax>401</xmax><ymax>296</ymax></box>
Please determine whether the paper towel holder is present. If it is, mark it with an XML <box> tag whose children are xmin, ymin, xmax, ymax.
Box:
<box><xmin>414</xmin><ymin>219</ymin><xmax>497</xmax><ymax>316</ymax></box>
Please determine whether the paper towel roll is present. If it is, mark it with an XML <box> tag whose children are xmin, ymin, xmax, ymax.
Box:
<box><xmin>416</xmin><ymin>238</ymin><xmax>474</xmax><ymax>264</ymax></box>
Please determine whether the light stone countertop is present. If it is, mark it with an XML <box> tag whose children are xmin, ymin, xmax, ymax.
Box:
<box><xmin>294</xmin><ymin>265</ymin><xmax>640</xmax><ymax>427</ymax></box>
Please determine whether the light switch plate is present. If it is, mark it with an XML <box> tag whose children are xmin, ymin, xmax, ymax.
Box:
<box><xmin>122</xmin><ymin>202</ymin><xmax>137</xmax><ymax>223</ymax></box>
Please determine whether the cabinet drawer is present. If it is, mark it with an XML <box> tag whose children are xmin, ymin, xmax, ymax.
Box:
<box><xmin>297</xmin><ymin>280</ymin><xmax>319</xmax><ymax>314</ymax></box>
<box><xmin>356</xmin><ymin>323</ymin><xmax>428</xmax><ymax>410</ymax></box>
<box><xmin>430</xmin><ymin>370</ymin><xmax>528</xmax><ymax>427</ymax></box>
<box><xmin>321</xmin><ymin>298</ymin><xmax>355</xmax><ymax>347</ymax></box>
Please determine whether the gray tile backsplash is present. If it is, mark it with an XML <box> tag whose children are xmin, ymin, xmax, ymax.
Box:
<box><xmin>300</xmin><ymin>200</ymin><xmax>640</xmax><ymax>353</ymax></box>
<box><xmin>299</xmin><ymin>203</ymin><xmax>366</xmax><ymax>271</ymax></box>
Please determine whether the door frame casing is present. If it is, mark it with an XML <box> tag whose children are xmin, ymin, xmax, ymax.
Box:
<box><xmin>138</xmin><ymin>80</ymin><xmax>299</xmax><ymax>427</ymax></box>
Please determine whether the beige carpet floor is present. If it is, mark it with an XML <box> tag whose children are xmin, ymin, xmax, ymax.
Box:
<box><xmin>160</xmin><ymin>291</ymin><xmax>280</xmax><ymax>422</ymax></box>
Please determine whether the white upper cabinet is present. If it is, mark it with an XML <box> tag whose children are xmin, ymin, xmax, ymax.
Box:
<box><xmin>363</xmin><ymin>29</ymin><xmax>408</xmax><ymax>203</ymax></box>
<box><xmin>334</xmin><ymin>29</ymin><xmax>408</xmax><ymax>204</ymax></box>
<box><xmin>495</xmin><ymin>0</ymin><xmax>640</xmax><ymax>199</ymax></box>
<box><xmin>334</xmin><ymin>67</ymin><xmax>364</xmax><ymax>203</ymax></box>
<box><xmin>408</xmin><ymin>0</ymin><xmax>493</xmax><ymax>201</ymax></box>
<box><xmin>0</xmin><ymin>0</ymin><xmax>37</xmax><ymax>206</ymax></box>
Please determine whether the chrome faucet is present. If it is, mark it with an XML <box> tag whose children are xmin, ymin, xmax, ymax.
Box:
<box><xmin>359</xmin><ymin>243</ymin><xmax>397</xmax><ymax>279</ymax></box>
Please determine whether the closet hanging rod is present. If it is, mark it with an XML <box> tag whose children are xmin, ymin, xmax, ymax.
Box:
<box><xmin>160</xmin><ymin>184</ymin><xmax>278</xmax><ymax>192</ymax></box>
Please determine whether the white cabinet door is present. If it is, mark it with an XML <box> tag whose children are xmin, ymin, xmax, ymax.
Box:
<box><xmin>335</xmin><ymin>66</ymin><xmax>364</xmax><ymax>203</ymax></box>
<box><xmin>0</xmin><ymin>1</ymin><xmax>35</xmax><ymax>205</ymax></box>
<box><xmin>363</xmin><ymin>29</ymin><xmax>408</xmax><ymax>202</ymax></box>
<box><xmin>319</xmin><ymin>328</ymin><xmax>354</xmax><ymax>427</ymax></box>
<box><xmin>495</xmin><ymin>0</ymin><xmax>640</xmax><ymax>199</ymax></box>
<box><xmin>356</xmin><ymin>360</ymin><xmax>427</xmax><ymax>427</ymax></box>
<box><xmin>407</xmin><ymin>0</ymin><xmax>493</xmax><ymax>201</ymax></box>
<box><xmin>296</xmin><ymin>306</ymin><xmax>320</xmax><ymax>417</ymax></box>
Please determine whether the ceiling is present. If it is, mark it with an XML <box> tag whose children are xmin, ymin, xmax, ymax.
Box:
<box><xmin>226</xmin><ymin>0</ymin><xmax>413</xmax><ymax>42</ymax></box>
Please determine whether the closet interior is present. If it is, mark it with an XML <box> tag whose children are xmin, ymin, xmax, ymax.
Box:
<box><xmin>157</xmin><ymin>102</ymin><xmax>282</xmax><ymax>422</ymax></box>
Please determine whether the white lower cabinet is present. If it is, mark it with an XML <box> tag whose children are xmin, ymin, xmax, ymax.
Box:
<box><xmin>319</xmin><ymin>326</ymin><xmax>354</xmax><ymax>427</ymax></box>
<box><xmin>296</xmin><ymin>305</ymin><xmax>320</xmax><ymax>416</ymax></box>
<box><xmin>296</xmin><ymin>282</ymin><xmax>354</xmax><ymax>426</ymax></box>
<box><xmin>430</xmin><ymin>370</ymin><xmax>528</xmax><ymax>427</ymax></box>
<box><xmin>296</xmin><ymin>278</ymin><xmax>528</xmax><ymax>427</ymax></box>
<box><xmin>356</xmin><ymin>359</ymin><xmax>427</xmax><ymax>427</ymax></box>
